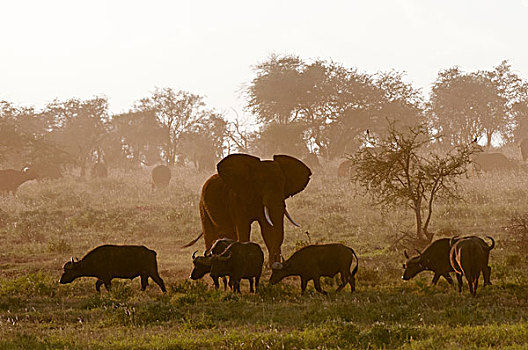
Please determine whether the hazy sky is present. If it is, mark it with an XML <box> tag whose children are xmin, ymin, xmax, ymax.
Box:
<box><xmin>2</xmin><ymin>0</ymin><xmax>528</xmax><ymax>119</ymax></box>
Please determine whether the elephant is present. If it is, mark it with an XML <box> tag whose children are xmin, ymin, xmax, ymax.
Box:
<box><xmin>183</xmin><ymin>153</ymin><xmax>312</xmax><ymax>264</ymax></box>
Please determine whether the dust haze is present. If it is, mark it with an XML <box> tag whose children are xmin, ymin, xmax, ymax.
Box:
<box><xmin>1</xmin><ymin>1</ymin><xmax>528</xmax><ymax>348</ymax></box>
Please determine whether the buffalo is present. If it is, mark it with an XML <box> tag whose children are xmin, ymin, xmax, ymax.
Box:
<box><xmin>151</xmin><ymin>165</ymin><xmax>171</xmax><ymax>189</ymax></box>
<box><xmin>0</xmin><ymin>167</ymin><xmax>38</xmax><ymax>195</ymax></box>
<box><xmin>472</xmin><ymin>152</ymin><xmax>516</xmax><ymax>173</ymax></box>
<box><xmin>91</xmin><ymin>162</ymin><xmax>108</xmax><ymax>178</ymax></box>
<box><xmin>59</xmin><ymin>245</ymin><xmax>166</xmax><ymax>292</ymax></box>
<box><xmin>190</xmin><ymin>238</ymin><xmax>234</xmax><ymax>289</ymax></box>
<box><xmin>402</xmin><ymin>238</ymin><xmax>455</xmax><ymax>285</ymax></box>
<box><xmin>209</xmin><ymin>241</ymin><xmax>264</xmax><ymax>293</ymax></box>
<box><xmin>270</xmin><ymin>243</ymin><xmax>359</xmax><ymax>295</ymax></box>
<box><xmin>449</xmin><ymin>236</ymin><xmax>495</xmax><ymax>296</ymax></box>
<box><xmin>521</xmin><ymin>138</ymin><xmax>528</xmax><ymax>162</ymax></box>
<box><xmin>337</xmin><ymin>159</ymin><xmax>354</xmax><ymax>178</ymax></box>
<box><xmin>402</xmin><ymin>236</ymin><xmax>494</xmax><ymax>286</ymax></box>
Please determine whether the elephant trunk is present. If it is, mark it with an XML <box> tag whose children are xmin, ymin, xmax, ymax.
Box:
<box><xmin>261</xmin><ymin>198</ymin><xmax>286</xmax><ymax>265</ymax></box>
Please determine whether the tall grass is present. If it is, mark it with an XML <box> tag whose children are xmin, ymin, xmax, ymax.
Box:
<box><xmin>0</xmin><ymin>163</ymin><xmax>527</xmax><ymax>349</ymax></box>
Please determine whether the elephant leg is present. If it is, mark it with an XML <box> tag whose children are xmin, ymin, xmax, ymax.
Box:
<box><xmin>236</xmin><ymin>221</ymin><xmax>251</xmax><ymax>242</ymax></box>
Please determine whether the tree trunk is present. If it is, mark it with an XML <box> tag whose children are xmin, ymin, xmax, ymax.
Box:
<box><xmin>414</xmin><ymin>205</ymin><xmax>424</xmax><ymax>240</ymax></box>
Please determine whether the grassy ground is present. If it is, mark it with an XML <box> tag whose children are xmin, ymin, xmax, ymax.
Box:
<box><xmin>1</xmin><ymin>163</ymin><xmax>527</xmax><ymax>349</ymax></box>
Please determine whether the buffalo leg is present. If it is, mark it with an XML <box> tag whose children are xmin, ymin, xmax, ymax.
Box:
<box><xmin>442</xmin><ymin>273</ymin><xmax>454</xmax><ymax>285</ymax></box>
<box><xmin>211</xmin><ymin>276</ymin><xmax>220</xmax><ymax>289</ymax></box>
<box><xmin>140</xmin><ymin>275</ymin><xmax>149</xmax><ymax>291</ymax></box>
<box><xmin>150</xmin><ymin>273</ymin><xmax>167</xmax><ymax>293</ymax></box>
<box><xmin>313</xmin><ymin>277</ymin><xmax>327</xmax><ymax>295</ymax></box>
<box><xmin>349</xmin><ymin>276</ymin><xmax>356</xmax><ymax>293</ymax></box>
<box><xmin>233</xmin><ymin>279</ymin><xmax>241</xmax><ymax>293</ymax></box>
<box><xmin>248</xmin><ymin>278</ymin><xmax>254</xmax><ymax>293</ymax></box>
<box><xmin>336</xmin><ymin>271</ymin><xmax>348</xmax><ymax>292</ymax></box>
<box><xmin>300</xmin><ymin>278</ymin><xmax>308</xmax><ymax>293</ymax></box>
<box><xmin>103</xmin><ymin>279</ymin><xmax>112</xmax><ymax>291</ymax></box>
<box><xmin>255</xmin><ymin>275</ymin><xmax>260</xmax><ymax>291</ymax></box>
<box><xmin>222</xmin><ymin>277</ymin><xmax>228</xmax><ymax>290</ymax></box>
<box><xmin>95</xmin><ymin>279</ymin><xmax>104</xmax><ymax>292</ymax></box>
<box><xmin>456</xmin><ymin>273</ymin><xmax>463</xmax><ymax>293</ymax></box>
<box><xmin>431</xmin><ymin>273</ymin><xmax>441</xmax><ymax>285</ymax></box>
<box><xmin>483</xmin><ymin>266</ymin><xmax>492</xmax><ymax>286</ymax></box>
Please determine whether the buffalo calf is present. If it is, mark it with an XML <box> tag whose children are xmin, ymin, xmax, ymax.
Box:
<box><xmin>209</xmin><ymin>242</ymin><xmax>264</xmax><ymax>293</ymax></box>
<box><xmin>60</xmin><ymin>245</ymin><xmax>166</xmax><ymax>292</ymax></box>
<box><xmin>270</xmin><ymin>243</ymin><xmax>359</xmax><ymax>295</ymax></box>
<box><xmin>190</xmin><ymin>238</ymin><xmax>234</xmax><ymax>289</ymax></box>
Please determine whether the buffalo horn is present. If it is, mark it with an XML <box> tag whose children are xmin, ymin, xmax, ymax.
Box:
<box><xmin>404</xmin><ymin>250</ymin><xmax>409</xmax><ymax>259</ymax></box>
<box><xmin>284</xmin><ymin>208</ymin><xmax>301</xmax><ymax>227</ymax></box>
<box><xmin>192</xmin><ymin>250</ymin><xmax>198</xmax><ymax>259</ymax></box>
<box><xmin>271</xmin><ymin>262</ymin><xmax>283</xmax><ymax>270</ymax></box>
<box><xmin>264</xmin><ymin>206</ymin><xmax>274</xmax><ymax>227</ymax></box>
<box><xmin>218</xmin><ymin>251</ymin><xmax>232</xmax><ymax>261</ymax></box>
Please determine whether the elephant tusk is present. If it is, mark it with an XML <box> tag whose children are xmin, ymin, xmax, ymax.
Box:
<box><xmin>284</xmin><ymin>208</ymin><xmax>301</xmax><ymax>227</ymax></box>
<box><xmin>264</xmin><ymin>206</ymin><xmax>274</xmax><ymax>227</ymax></box>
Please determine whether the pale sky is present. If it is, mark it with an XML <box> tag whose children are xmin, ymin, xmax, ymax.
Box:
<box><xmin>2</xmin><ymin>0</ymin><xmax>528</xmax><ymax>120</ymax></box>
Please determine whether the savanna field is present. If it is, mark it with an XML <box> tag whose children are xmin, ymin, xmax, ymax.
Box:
<box><xmin>1</xmin><ymin>161</ymin><xmax>528</xmax><ymax>350</ymax></box>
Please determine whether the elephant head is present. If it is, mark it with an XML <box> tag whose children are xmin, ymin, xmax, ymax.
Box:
<box><xmin>216</xmin><ymin>153</ymin><xmax>312</xmax><ymax>263</ymax></box>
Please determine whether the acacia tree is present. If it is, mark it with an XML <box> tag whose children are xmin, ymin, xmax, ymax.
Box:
<box><xmin>40</xmin><ymin>97</ymin><xmax>110</xmax><ymax>176</ymax></box>
<box><xmin>135</xmin><ymin>88</ymin><xmax>208</xmax><ymax>165</ymax></box>
<box><xmin>428</xmin><ymin>63</ymin><xmax>526</xmax><ymax>147</ymax></box>
<box><xmin>352</xmin><ymin>122</ymin><xmax>476</xmax><ymax>242</ymax></box>
<box><xmin>111</xmin><ymin>109</ymin><xmax>164</xmax><ymax>166</ymax></box>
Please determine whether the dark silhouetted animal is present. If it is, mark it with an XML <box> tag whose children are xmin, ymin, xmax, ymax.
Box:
<box><xmin>0</xmin><ymin>168</ymin><xmax>38</xmax><ymax>195</ymax></box>
<box><xmin>59</xmin><ymin>245</ymin><xmax>166</xmax><ymax>292</ymax></box>
<box><xmin>182</xmin><ymin>153</ymin><xmax>311</xmax><ymax>265</ymax></box>
<box><xmin>270</xmin><ymin>243</ymin><xmax>359</xmax><ymax>294</ymax></box>
<box><xmin>209</xmin><ymin>241</ymin><xmax>264</xmax><ymax>293</ymax></box>
<box><xmin>151</xmin><ymin>165</ymin><xmax>171</xmax><ymax>189</ymax></box>
<box><xmin>521</xmin><ymin>138</ymin><xmax>528</xmax><ymax>162</ymax></box>
<box><xmin>337</xmin><ymin>159</ymin><xmax>354</xmax><ymax>178</ymax></box>
<box><xmin>472</xmin><ymin>152</ymin><xmax>516</xmax><ymax>172</ymax></box>
<box><xmin>451</xmin><ymin>235</ymin><xmax>494</xmax><ymax>288</ymax></box>
<box><xmin>190</xmin><ymin>238</ymin><xmax>235</xmax><ymax>289</ymax></box>
<box><xmin>401</xmin><ymin>238</ymin><xmax>454</xmax><ymax>285</ymax></box>
<box><xmin>449</xmin><ymin>236</ymin><xmax>494</xmax><ymax>296</ymax></box>
<box><xmin>91</xmin><ymin>162</ymin><xmax>108</xmax><ymax>178</ymax></box>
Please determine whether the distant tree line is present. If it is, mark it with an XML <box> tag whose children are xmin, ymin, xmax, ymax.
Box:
<box><xmin>2</xmin><ymin>56</ymin><xmax>528</xmax><ymax>173</ymax></box>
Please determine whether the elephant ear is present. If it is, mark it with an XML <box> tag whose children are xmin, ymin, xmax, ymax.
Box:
<box><xmin>273</xmin><ymin>155</ymin><xmax>312</xmax><ymax>199</ymax></box>
<box><xmin>217</xmin><ymin>153</ymin><xmax>261</xmax><ymax>195</ymax></box>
